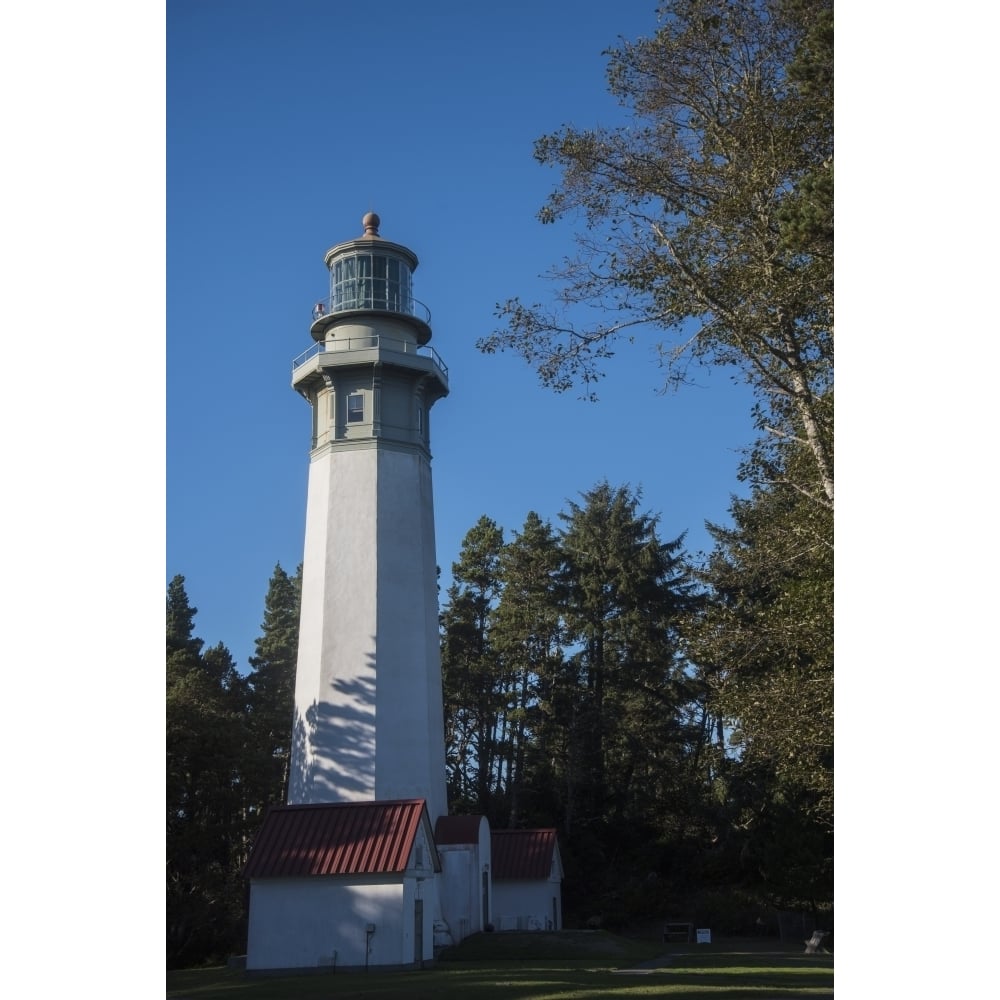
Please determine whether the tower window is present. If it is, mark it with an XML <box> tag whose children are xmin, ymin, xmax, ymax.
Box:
<box><xmin>348</xmin><ymin>394</ymin><xmax>364</xmax><ymax>422</ymax></box>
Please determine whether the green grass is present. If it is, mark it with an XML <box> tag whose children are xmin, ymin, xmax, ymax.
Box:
<box><xmin>438</xmin><ymin>929</ymin><xmax>660</xmax><ymax>963</ymax></box>
<box><xmin>166</xmin><ymin>933</ymin><xmax>833</xmax><ymax>999</ymax></box>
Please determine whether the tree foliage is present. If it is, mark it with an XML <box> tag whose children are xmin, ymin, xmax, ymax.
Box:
<box><xmin>439</xmin><ymin>462</ymin><xmax>832</xmax><ymax>916</ymax></box>
<box><xmin>440</xmin><ymin>517</ymin><xmax>506</xmax><ymax>818</ymax></box>
<box><xmin>492</xmin><ymin>511</ymin><xmax>564</xmax><ymax>826</ymax></box>
<box><xmin>166</xmin><ymin>567</ymin><xmax>303</xmax><ymax>967</ymax></box>
<box><xmin>478</xmin><ymin>0</ymin><xmax>833</xmax><ymax>503</ymax></box>
<box><xmin>688</xmin><ymin>429</ymin><xmax>833</xmax><ymax>906</ymax></box>
<box><xmin>555</xmin><ymin>482</ymin><xmax>697</xmax><ymax>833</ymax></box>
<box><xmin>166</xmin><ymin>576</ymin><xmax>247</xmax><ymax>967</ymax></box>
<box><xmin>245</xmin><ymin>563</ymin><xmax>302</xmax><ymax>813</ymax></box>
<box><xmin>440</xmin><ymin>485</ymin><xmax>718</xmax><ymax>917</ymax></box>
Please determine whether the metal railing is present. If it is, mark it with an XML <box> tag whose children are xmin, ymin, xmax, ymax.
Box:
<box><xmin>310</xmin><ymin>293</ymin><xmax>431</xmax><ymax>326</ymax></box>
<box><xmin>291</xmin><ymin>334</ymin><xmax>448</xmax><ymax>378</ymax></box>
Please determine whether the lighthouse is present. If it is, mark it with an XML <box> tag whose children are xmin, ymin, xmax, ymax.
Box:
<box><xmin>286</xmin><ymin>212</ymin><xmax>449</xmax><ymax>824</ymax></box>
<box><xmin>244</xmin><ymin>216</ymin><xmax>560</xmax><ymax>971</ymax></box>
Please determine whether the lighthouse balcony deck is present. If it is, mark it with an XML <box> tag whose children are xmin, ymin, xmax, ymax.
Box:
<box><xmin>291</xmin><ymin>335</ymin><xmax>448</xmax><ymax>385</ymax></box>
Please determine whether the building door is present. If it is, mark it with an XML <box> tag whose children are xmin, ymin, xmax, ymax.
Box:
<box><xmin>414</xmin><ymin>899</ymin><xmax>423</xmax><ymax>967</ymax></box>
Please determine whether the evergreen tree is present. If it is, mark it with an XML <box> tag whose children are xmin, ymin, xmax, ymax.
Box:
<box><xmin>492</xmin><ymin>512</ymin><xmax>564</xmax><ymax>826</ymax></box>
<box><xmin>439</xmin><ymin>493</ymin><xmax>790</xmax><ymax>924</ymax></box>
<box><xmin>440</xmin><ymin>517</ymin><xmax>505</xmax><ymax>818</ymax></box>
<box><xmin>555</xmin><ymin>482</ymin><xmax>698</xmax><ymax>842</ymax></box>
<box><xmin>440</xmin><ymin>580</ymin><xmax>481</xmax><ymax>812</ymax></box>
<box><xmin>166</xmin><ymin>577</ymin><xmax>245</xmax><ymax>967</ymax></box>
<box><xmin>167</xmin><ymin>574</ymin><xmax>202</xmax><ymax>661</ymax></box>
<box><xmin>245</xmin><ymin>563</ymin><xmax>302</xmax><ymax>813</ymax></box>
<box><xmin>690</xmin><ymin>431</ymin><xmax>833</xmax><ymax>906</ymax></box>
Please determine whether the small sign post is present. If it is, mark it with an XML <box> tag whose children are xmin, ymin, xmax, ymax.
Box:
<box><xmin>696</xmin><ymin>928</ymin><xmax>711</xmax><ymax>944</ymax></box>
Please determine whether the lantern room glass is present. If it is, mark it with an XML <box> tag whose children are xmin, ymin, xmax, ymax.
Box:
<box><xmin>331</xmin><ymin>252</ymin><xmax>413</xmax><ymax>315</ymax></box>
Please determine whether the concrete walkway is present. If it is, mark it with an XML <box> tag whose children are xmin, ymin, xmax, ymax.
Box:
<box><xmin>612</xmin><ymin>954</ymin><xmax>674</xmax><ymax>974</ymax></box>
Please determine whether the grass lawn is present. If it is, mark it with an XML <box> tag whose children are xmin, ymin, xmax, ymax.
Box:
<box><xmin>166</xmin><ymin>932</ymin><xmax>833</xmax><ymax>999</ymax></box>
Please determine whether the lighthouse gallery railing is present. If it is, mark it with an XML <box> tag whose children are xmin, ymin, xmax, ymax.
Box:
<box><xmin>291</xmin><ymin>335</ymin><xmax>448</xmax><ymax>379</ymax></box>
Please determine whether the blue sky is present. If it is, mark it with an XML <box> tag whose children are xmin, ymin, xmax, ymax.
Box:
<box><xmin>167</xmin><ymin>0</ymin><xmax>759</xmax><ymax>670</ymax></box>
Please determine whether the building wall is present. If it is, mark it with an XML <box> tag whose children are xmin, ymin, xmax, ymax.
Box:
<box><xmin>374</xmin><ymin>446</ymin><xmax>447</xmax><ymax>822</ymax></box>
<box><xmin>289</xmin><ymin>446</ymin><xmax>379</xmax><ymax>805</ymax></box>
<box><xmin>247</xmin><ymin>874</ymin><xmax>440</xmax><ymax>970</ymax></box>
<box><xmin>247</xmin><ymin>878</ymin><xmax>401</xmax><ymax>970</ymax></box>
<box><xmin>287</xmin><ymin>439</ymin><xmax>447</xmax><ymax>822</ymax></box>
<box><xmin>437</xmin><ymin>848</ymin><xmax>475</xmax><ymax>942</ymax></box>
<box><xmin>436</xmin><ymin>817</ymin><xmax>493</xmax><ymax>942</ymax></box>
<box><xmin>493</xmin><ymin>879</ymin><xmax>562</xmax><ymax>932</ymax></box>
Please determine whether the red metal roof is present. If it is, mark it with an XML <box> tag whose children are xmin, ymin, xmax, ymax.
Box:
<box><xmin>491</xmin><ymin>829</ymin><xmax>560</xmax><ymax>881</ymax></box>
<box><xmin>244</xmin><ymin>800</ymin><xmax>431</xmax><ymax>879</ymax></box>
<box><xmin>434</xmin><ymin>814</ymin><xmax>486</xmax><ymax>845</ymax></box>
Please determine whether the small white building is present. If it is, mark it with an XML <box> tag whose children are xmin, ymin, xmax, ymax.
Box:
<box><xmin>433</xmin><ymin>815</ymin><xmax>491</xmax><ymax>943</ymax></box>
<box><xmin>245</xmin><ymin>800</ymin><xmax>441</xmax><ymax>971</ymax></box>
<box><xmin>491</xmin><ymin>829</ymin><xmax>564</xmax><ymax>932</ymax></box>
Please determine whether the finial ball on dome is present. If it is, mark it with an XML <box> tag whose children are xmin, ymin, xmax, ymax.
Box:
<box><xmin>362</xmin><ymin>212</ymin><xmax>381</xmax><ymax>236</ymax></box>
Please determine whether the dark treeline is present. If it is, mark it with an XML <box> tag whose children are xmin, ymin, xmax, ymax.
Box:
<box><xmin>166</xmin><ymin>565</ymin><xmax>301</xmax><ymax>968</ymax></box>
<box><xmin>441</xmin><ymin>472</ymin><xmax>831</xmax><ymax>933</ymax></box>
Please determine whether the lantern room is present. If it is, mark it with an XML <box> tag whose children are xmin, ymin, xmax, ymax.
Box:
<box><xmin>309</xmin><ymin>212</ymin><xmax>432</xmax><ymax>346</ymax></box>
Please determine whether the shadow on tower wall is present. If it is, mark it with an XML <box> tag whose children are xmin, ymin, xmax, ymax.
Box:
<box><xmin>288</xmin><ymin>645</ymin><xmax>378</xmax><ymax>804</ymax></box>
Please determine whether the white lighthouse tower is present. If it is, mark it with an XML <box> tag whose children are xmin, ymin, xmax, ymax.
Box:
<box><xmin>286</xmin><ymin>212</ymin><xmax>449</xmax><ymax>824</ymax></box>
<box><xmin>244</xmin><ymin>217</ymin><xmax>560</xmax><ymax>971</ymax></box>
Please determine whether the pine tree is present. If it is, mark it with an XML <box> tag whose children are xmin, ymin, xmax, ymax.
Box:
<box><xmin>166</xmin><ymin>576</ymin><xmax>245</xmax><ymax>966</ymax></box>
<box><xmin>440</xmin><ymin>517</ymin><xmax>505</xmax><ymax>818</ymax></box>
<box><xmin>689</xmin><ymin>431</ymin><xmax>833</xmax><ymax>906</ymax></box>
<box><xmin>557</xmin><ymin>481</ymin><xmax>696</xmax><ymax>836</ymax></box>
<box><xmin>245</xmin><ymin>563</ymin><xmax>302</xmax><ymax>813</ymax></box>
<box><xmin>167</xmin><ymin>574</ymin><xmax>202</xmax><ymax>661</ymax></box>
<box><xmin>492</xmin><ymin>512</ymin><xmax>564</xmax><ymax>826</ymax></box>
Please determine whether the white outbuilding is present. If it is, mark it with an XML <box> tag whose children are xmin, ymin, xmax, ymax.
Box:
<box><xmin>433</xmin><ymin>815</ymin><xmax>492</xmax><ymax>943</ymax></box>
<box><xmin>245</xmin><ymin>799</ymin><xmax>440</xmax><ymax>971</ymax></box>
<box><xmin>491</xmin><ymin>829</ymin><xmax>564</xmax><ymax>932</ymax></box>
